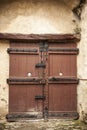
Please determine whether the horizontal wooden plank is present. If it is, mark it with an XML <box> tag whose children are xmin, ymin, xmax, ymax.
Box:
<box><xmin>6</xmin><ymin>111</ymin><xmax>79</xmax><ymax>121</ymax></box>
<box><xmin>48</xmin><ymin>77</ymin><xmax>79</xmax><ymax>84</ymax></box>
<box><xmin>7</xmin><ymin>48</ymin><xmax>38</xmax><ymax>53</ymax></box>
<box><xmin>7</xmin><ymin>48</ymin><xmax>39</xmax><ymax>54</ymax></box>
<box><xmin>8</xmin><ymin>82</ymin><xmax>45</xmax><ymax>85</ymax></box>
<box><xmin>7</xmin><ymin>78</ymin><xmax>46</xmax><ymax>85</ymax></box>
<box><xmin>0</xmin><ymin>33</ymin><xmax>80</xmax><ymax>43</ymax></box>
<box><xmin>6</xmin><ymin>112</ymin><xmax>43</xmax><ymax>121</ymax></box>
<box><xmin>48</xmin><ymin>111</ymin><xmax>79</xmax><ymax>119</ymax></box>
<box><xmin>48</xmin><ymin>48</ymin><xmax>79</xmax><ymax>55</ymax></box>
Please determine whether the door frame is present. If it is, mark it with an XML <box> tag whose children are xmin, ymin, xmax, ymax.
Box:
<box><xmin>0</xmin><ymin>33</ymin><xmax>80</xmax><ymax>121</ymax></box>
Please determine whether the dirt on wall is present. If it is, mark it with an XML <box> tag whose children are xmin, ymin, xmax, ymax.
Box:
<box><xmin>0</xmin><ymin>0</ymin><xmax>79</xmax><ymax>34</ymax></box>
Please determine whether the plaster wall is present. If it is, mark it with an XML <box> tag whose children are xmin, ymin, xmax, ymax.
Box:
<box><xmin>0</xmin><ymin>0</ymin><xmax>78</xmax><ymax>34</ymax></box>
<box><xmin>77</xmin><ymin>3</ymin><xmax>87</xmax><ymax>121</ymax></box>
<box><xmin>0</xmin><ymin>40</ymin><xmax>9</xmax><ymax>116</ymax></box>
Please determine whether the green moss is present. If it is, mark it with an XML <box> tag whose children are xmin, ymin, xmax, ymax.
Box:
<box><xmin>0</xmin><ymin>123</ymin><xmax>5</xmax><ymax>130</ymax></box>
<box><xmin>73</xmin><ymin>120</ymin><xmax>87</xmax><ymax>127</ymax></box>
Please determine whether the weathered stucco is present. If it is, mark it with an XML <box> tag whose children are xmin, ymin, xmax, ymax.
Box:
<box><xmin>77</xmin><ymin>2</ymin><xmax>87</xmax><ymax>122</ymax></box>
<box><xmin>0</xmin><ymin>0</ymin><xmax>79</xmax><ymax>34</ymax></box>
<box><xmin>0</xmin><ymin>40</ymin><xmax>9</xmax><ymax>116</ymax></box>
<box><xmin>0</xmin><ymin>0</ymin><xmax>87</xmax><ymax>121</ymax></box>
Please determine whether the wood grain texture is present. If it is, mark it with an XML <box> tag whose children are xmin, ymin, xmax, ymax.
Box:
<box><xmin>0</xmin><ymin>33</ymin><xmax>80</xmax><ymax>42</ymax></box>
<box><xmin>8</xmin><ymin>40</ymin><xmax>78</xmax><ymax>119</ymax></box>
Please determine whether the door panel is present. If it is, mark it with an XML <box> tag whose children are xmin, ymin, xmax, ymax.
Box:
<box><xmin>9</xmin><ymin>85</ymin><xmax>43</xmax><ymax>113</ymax></box>
<box><xmin>48</xmin><ymin>54</ymin><xmax>76</xmax><ymax>77</ymax></box>
<box><xmin>48</xmin><ymin>84</ymin><xmax>77</xmax><ymax>111</ymax></box>
<box><xmin>10</xmin><ymin>54</ymin><xmax>39</xmax><ymax>77</ymax></box>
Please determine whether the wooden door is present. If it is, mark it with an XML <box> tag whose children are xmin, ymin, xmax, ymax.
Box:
<box><xmin>7</xmin><ymin>41</ymin><xmax>46</xmax><ymax>121</ymax></box>
<box><xmin>7</xmin><ymin>40</ymin><xmax>79</xmax><ymax>121</ymax></box>
<box><xmin>46</xmin><ymin>42</ymin><xmax>79</xmax><ymax>118</ymax></box>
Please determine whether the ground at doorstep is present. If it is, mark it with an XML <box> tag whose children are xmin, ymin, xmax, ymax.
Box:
<box><xmin>0</xmin><ymin>118</ymin><xmax>87</xmax><ymax>130</ymax></box>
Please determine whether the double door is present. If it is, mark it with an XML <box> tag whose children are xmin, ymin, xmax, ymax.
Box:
<box><xmin>7</xmin><ymin>40</ymin><xmax>79</xmax><ymax>121</ymax></box>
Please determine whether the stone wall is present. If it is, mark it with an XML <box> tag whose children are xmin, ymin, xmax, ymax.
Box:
<box><xmin>0</xmin><ymin>0</ymin><xmax>87</xmax><ymax>120</ymax></box>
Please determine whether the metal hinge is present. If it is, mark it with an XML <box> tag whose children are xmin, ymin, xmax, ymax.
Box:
<box><xmin>35</xmin><ymin>95</ymin><xmax>45</xmax><ymax>100</ymax></box>
<box><xmin>35</xmin><ymin>62</ymin><xmax>46</xmax><ymax>68</ymax></box>
<box><xmin>7</xmin><ymin>48</ymin><xmax>38</xmax><ymax>53</ymax></box>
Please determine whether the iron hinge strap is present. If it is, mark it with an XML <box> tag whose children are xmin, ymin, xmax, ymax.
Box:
<box><xmin>7</xmin><ymin>48</ymin><xmax>38</xmax><ymax>53</ymax></box>
<box><xmin>35</xmin><ymin>95</ymin><xmax>45</xmax><ymax>100</ymax></box>
<box><xmin>48</xmin><ymin>77</ymin><xmax>79</xmax><ymax>84</ymax></box>
<box><xmin>7</xmin><ymin>78</ymin><xmax>46</xmax><ymax>85</ymax></box>
<box><xmin>49</xmin><ymin>48</ymin><xmax>79</xmax><ymax>54</ymax></box>
<box><xmin>35</xmin><ymin>62</ymin><xmax>46</xmax><ymax>68</ymax></box>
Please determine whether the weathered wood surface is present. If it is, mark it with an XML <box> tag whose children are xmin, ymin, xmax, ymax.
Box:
<box><xmin>0</xmin><ymin>33</ymin><xmax>80</xmax><ymax>42</ymax></box>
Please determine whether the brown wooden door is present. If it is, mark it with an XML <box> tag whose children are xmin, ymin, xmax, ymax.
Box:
<box><xmin>46</xmin><ymin>43</ymin><xmax>79</xmax><ymax>118</ymax></box>
<box><xmin>7</xmin><ymin>42</ymin><xmax>46</xmax><ymax>120</ymax></box>
<box><xmin>7</xmin><ymin>40</ymin><xmax>79</xmax><ymax>121</ymax></box>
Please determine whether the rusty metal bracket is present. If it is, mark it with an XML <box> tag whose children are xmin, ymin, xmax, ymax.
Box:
<box><xmin>7</xmin><ymin>78</ymin><xmax>46</xmax><ymax>85</ymax></box>
<box><xmin>35</xmin><ymin>95</ymin><xmax>45</xmax><ymax>100</ymax></box>
<box><xmin>48</xmin><ymin>77</ymin><xmax>79</xmax><ymax>84</ymax></box>
<box><xmin>49</xmin><ymin>48</ymin><xmax>79</xmax><ymax>54</ymax></box>
<box><xmin>7</xmin><ymin>48</ymin><xmax>38</xmax><ymax>53</ymax></box>
<box><xmin>35</xmin><ymin>62</ymin><xmax>46</xmax><ymax>68</ymax></box>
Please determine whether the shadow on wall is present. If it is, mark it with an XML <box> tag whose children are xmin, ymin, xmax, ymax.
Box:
<box><xmin>0</xmin><ymin>0</ymin><xmax>80</xmax><ymax>33</ymax></box>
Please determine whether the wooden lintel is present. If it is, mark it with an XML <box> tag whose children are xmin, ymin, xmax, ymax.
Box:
<box><xmin>0</xmin><ymin>33</ymin><xmax>80</xmax><ymax>43</ymax></box>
